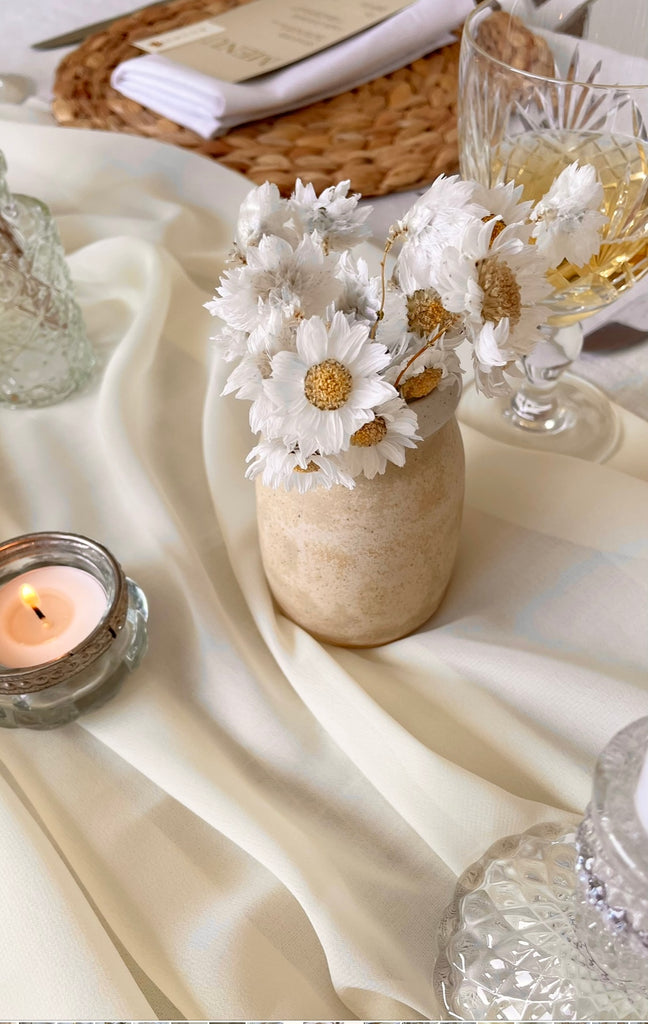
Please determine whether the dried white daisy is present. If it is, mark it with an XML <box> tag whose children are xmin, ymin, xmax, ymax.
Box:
<box><xmin>342</xmin><ymin>397</ymin><xmax>421</xmax><ymax>479</ymax></box>
<box><xmin>234</xmin><ymin>181</ymin><xmax>296</xmax><ymax>250</ymax></box>
<box><xmin>373</xmin><ymin>287</ymin><xmax>413</xmax><ymax>360</ymax></box>
<box><xmin>221</xmin><ymin>353</ymin><xmax>283</xmax><ymax>436</ymax></box>
<box><xmin>208</xmin><ymin>232</ymin><xmax>341</xmax><ymax>333</ymax></box>
<box><xmin>395</xmin><ymin>174</ymin><xmax>484</xmax><ymax>239</ymax></box>
<box><xmin>208</xmin><ymin>322</ymin><xmax>249</xmax><ymax>363</ymax></box>
<box><xmin>388</xmin><ymin>344</ymin><xmax>462</xmax><ymax>401</ymax></box>
<box><xmin>400</xmin><ymin>287</ymin><xmax>462</xmax><ymax>346</ymax></box>
<box><xmin>222</xmin><ymin>352</ymin><xmax>269</xmax><ymax>400</ymax></box>
<box><xmin>246</xmin><ymin>438</ymin><xmax>355</xmax><ymax>492</ymax></box>
<box><xmin>473</xmin><ymin>180</ymin><xmax>534</xmax><ymax>238</ymax></box>
<box><xmin>290</xmin><ymin>179</ymin><xmax>372</xmax><ymax>250</ymax></box>
<box><xmin>263</xmin><ymin>311</ymin><xmax>395</xmax><ymax>455</ymax></box>
<box><xmin>330</xmin><ymin>251</ymin><xmax>381</xmax><ymax>324</ymax></box>
<box><xmin>471</xmin><ymin>328</ymin><xmax>525</xmax><ymax>399</ymax></box>
<box><xmin>530</xmin><ymin>162</ymin><xmax>607</xmax><ymax>267</ymax></box>
<box><xmin>432</xmin><ymin>218</ymin><xmax>550</xmax><ymax>366</ymax></box>
<box><xmin>246</xmin><ymin>305</ymin><xmax>298</xmax><ymax>357</ymax></box>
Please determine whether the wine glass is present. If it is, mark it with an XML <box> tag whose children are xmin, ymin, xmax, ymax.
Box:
<box><xmin>458</xmin><ymin>0</ymin><xmax>648</xmax><ymax>461</ymax></box>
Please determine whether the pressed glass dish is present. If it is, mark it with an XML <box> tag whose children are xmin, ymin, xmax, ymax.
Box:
<box><xmin>434</xmin><ymin>718</ymin><xmax>648</xmax><ymax>1020</ymax></box>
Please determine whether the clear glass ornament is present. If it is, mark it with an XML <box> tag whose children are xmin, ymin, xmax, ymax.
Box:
<box><xmin>0</xmin><ymin>150</ymin><xmax>94</xmax><ymax>407</ymax></box>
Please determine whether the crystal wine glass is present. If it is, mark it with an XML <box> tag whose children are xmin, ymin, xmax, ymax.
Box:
<box><xmin>458</xmin><ymin>0</ymin><xmax>648</xmax><ymax>461</ymax></box>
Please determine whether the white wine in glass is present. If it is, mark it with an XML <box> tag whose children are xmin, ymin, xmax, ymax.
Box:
<box><xmin>459</xmin><ymin>0</ymin><xmax>648</xmax><ymax>460</ymax></box>
<box><xmin>494</xmin><ymin>130</ymin><xmax>648</xmax><ymax>318</ymax></box>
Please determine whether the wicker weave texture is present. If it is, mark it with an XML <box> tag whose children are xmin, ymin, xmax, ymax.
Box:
<box><xmin>52</xmin><ymin>0</ymin><xmax>461</xmax><ymax>197</ymax></box>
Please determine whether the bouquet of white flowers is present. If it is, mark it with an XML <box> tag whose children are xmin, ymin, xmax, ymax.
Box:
<box><xmin>206</xmin><ymin>167</ymin><xmax>605</xmax><ymax>492</ymax></box>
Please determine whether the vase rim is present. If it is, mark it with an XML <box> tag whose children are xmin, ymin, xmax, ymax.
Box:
<box><xmin>409</xmin><ymin>377</ymin><xmax>461</xmax><ymax>441</ymax></box>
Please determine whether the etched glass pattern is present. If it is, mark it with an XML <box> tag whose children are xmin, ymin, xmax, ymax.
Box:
<box><xmin>575</xmin><ymin>717</ymin><xmax>648</xmax><ymax>986</ymax></box>
<box><xmin>0</xmin><ymin>151</ymin><xmax>94</xmax><ymax>407</ymax></box>
<box><xmin>434</xmin><ymin>718</ymin><xmax>648</xmax><ymax>1020</ymax></box>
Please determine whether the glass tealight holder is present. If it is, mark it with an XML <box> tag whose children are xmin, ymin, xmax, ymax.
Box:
<box><xmin>0</xmin><ymin>532</ymin><xmax>148</xmax><ymax>729</ymax></box>
<box><xmin>434</xmin><ymin>717</ymin><xmax>648</xmax><ymax>1020</ymax></box>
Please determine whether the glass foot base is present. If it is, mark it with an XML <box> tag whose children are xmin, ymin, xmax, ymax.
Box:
<box><xmin>459</xmin><ymin>373</ymin><xmax>621</xmax><ymax>461</ymax></box>
<box><xmin>433</xmin><ymin>823</ymin><xmax>648</xmax><ymax>1020</ymax></box>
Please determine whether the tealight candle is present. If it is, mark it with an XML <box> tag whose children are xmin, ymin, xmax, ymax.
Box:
<box><xmin>0</xmin><ymin>566</ymin><xmax>107</xmax><ymax>668</ymax></box>
<box><xmin>0</xmin><ymin>531</ymin><xmax>148</xmax><ymax>729</ymax></box>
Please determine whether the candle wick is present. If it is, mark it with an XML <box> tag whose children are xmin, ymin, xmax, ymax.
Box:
<box><xmin>31</xmin><ymin>605</ymin><xmax>46</xmax><ymax>621</ymax></box>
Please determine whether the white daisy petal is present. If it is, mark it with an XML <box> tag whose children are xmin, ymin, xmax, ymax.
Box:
<box><xmin>472</xmin><ymin>320</ymin><xmax>511</xmax><ymax>369</ymax></box>
<box><xmin>297</xmin><ymin>316</ymin><xmax>329</xmax><ymax>365</ymax></box>
<box><xmin>222</xmin><ymin>354</ymin><xmax>266</xmax><ymax>399</ymax></box>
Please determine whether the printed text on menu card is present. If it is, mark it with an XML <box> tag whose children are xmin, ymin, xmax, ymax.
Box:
<box><xmin>133</xmin><ymin>0</ymin><xmax>412</xmax><ymax>82</ymax></box>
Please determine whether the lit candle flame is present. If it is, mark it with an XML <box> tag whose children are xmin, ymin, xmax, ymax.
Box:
<box><xmin>20</xmin><ymin>584</ymin><xmax>40</xmax><ymax>609</ymax></box>
<box><xmin>19</xmin><ymin>584</ymin><xmax>47</xmax><ymax>621</ymax></box>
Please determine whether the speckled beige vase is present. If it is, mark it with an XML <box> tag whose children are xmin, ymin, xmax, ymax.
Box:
<box><xmin>255</xmin><ymin>380</ymin><xmax>464</xmax><ymax>647</ymax></box>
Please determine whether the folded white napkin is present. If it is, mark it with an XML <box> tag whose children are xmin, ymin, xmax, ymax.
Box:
<box><xmin>111</xmin><ymin>0</ymin><xmax>473</xmax><ymax>138</ymax></box>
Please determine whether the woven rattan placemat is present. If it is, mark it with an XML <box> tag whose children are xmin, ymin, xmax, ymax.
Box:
<box><xmin>52</xmin><ymin>0</ymin><xmax>462</xmax><ymax>197</ymax></box>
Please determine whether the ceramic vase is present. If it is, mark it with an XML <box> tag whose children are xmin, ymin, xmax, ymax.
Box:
<box><xmin>255</xmin><ymin>380</ymin><xmax>464</xmax><ymax>647</ymax></box>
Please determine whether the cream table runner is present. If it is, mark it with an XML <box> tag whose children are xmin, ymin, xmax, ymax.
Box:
<box><xmin>0</xmin><ymin>122</ymin><xmax>647</xmax><ymax>1020</ymax></box>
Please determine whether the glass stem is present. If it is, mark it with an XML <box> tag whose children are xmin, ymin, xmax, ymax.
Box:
<box><xmin>506</xmin><ymin>322</ymin><xmax>583</xmax><ymax>434</ymax></box>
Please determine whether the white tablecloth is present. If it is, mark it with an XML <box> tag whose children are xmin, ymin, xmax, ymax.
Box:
<box><xmin>0</xmin><ymin>120</ymin><xmax>647</xmax><ymax>1020</ymax></box>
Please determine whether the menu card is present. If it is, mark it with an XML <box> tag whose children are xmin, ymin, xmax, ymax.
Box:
<box><xmin>133</xmin><ymin>0</ymin><xmax>412</xmax><ymax>83</ymax></box>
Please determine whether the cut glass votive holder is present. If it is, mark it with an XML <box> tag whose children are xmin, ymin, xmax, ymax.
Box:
<box><xmin>434</xmin><ymin>716</ymin><xmax>648</xmax><ymax>1020</ymax></box>
<box><xmin>0</xmin><ymin>531</ymin><xmax>148</xmax><ymax>729</ymax></box>
<box><xmin>0</xmin><ymin>152</ymin><xmax>95</xmax><ymax>408</ymax></box>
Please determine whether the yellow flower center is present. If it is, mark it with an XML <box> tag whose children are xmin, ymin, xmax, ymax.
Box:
<box><xmin>477</xmin><ymin>257</ymin><xmax>522</xmax><ymax>327</ymax></box>
<box><xmin>406</xmin><ymin>290</ymin><xmax>459</xmax><ymax>337</ymax></box>
<box><xmin>401</xmin><ymin>367</ymin><xmax>443</xmax><ymax>401</ymax></box>
<box><xmin>294</xmin><ymin>461</ymin><xmax>319</xmax><ymax>474</ymax></box>
<box><xmin>304</xmin><ymin>359</ymin><xmax>353</xmax><ymax>410</ymax></box>
<box><xmin>350</xmin><ymin>416</ymin><xmax>388</xmax><ymax>447</ymax></box>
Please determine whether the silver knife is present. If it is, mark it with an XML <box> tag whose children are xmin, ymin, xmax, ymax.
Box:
<box><xmin>31</xmin><ymin>1</ymin><xmax>168</xmax><ymax>50</ymax></box>
<box><xmin>584</xmin><ymin>322</ymin><xmax>648</xmax><ymax>352</ymax></box>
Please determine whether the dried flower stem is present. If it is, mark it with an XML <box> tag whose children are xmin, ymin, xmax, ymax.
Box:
<box><xmin>393</xmin><ymin>328</ymin><xmax>446</xmax><ymax>390</ymax></box>
<box><xmin>369</xmin><ymin>232</ymin><xmax>396</xmax><ymax>340</ymax></box>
